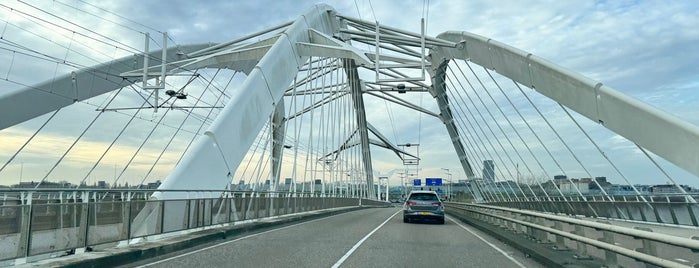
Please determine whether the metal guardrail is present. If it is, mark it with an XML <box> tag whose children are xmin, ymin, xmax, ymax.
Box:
<box><xmin>447</xmin><ymin>202</ymin><xmax>699</xmax><ymax>268</ymax></box>
<box><xmin>486</xmin><ymin>194</ymin><xmax>699</xmax><ymax>226</ymax></box>
<box><xmin>0</xmin><ymin>190</ymin><xmax>386</xmax><ymax>262</ymax></box>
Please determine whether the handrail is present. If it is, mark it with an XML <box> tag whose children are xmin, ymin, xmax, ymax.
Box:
<box><xmin>447</xmin><ymin>202</ymin><xmax>698</xmax><ymax>267</ymax></box>
<box><xmin>0</xmin><ymin>188</ymin><xmax>364</xmax><ymax>194</ymax></box>
<box><xmin>1</xmin><ymin>195</ymin><xmax>386</xmax><ymax>263</ymax></box>
<box><xmin>456</xmin><ymin>203</ymin><xmax>699</xmax><ymax>250</ymax></box>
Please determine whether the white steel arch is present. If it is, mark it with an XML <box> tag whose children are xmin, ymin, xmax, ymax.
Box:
<box><xmin>429</xmin><ymin>31</ymin><xmax>699</xmax><ymax>180</ymax></box>
<box><xmin>156</xmin><ymin>4</ymin><xmax>347</xmax><ymax>199</ymax></box>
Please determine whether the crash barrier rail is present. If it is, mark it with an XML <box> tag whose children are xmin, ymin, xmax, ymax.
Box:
<box><xmin>485</xmin><ymin>193</ymin><xmax>699</xmax><ymax>227</ymax></box>
<box><xmin>0</xmin><ymin>189</ymin><xmax>387</xmax><ymax>262</ymax></box>
<box><xmin>447</xmin><ymin>202</ymin><xmax>699</xmax><ymax>268</ymax></box>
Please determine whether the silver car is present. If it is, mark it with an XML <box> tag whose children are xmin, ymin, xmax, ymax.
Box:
<box><xmin>402</xmin><ymin>190</ymin><xmax>445</xmax><ymax>224</ymax></box>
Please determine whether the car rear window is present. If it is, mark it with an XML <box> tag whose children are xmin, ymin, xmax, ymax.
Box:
<box><xmin>409</xmin><ymin>193</ymin><xmax>438</xmax><ymax>201</ymax></box>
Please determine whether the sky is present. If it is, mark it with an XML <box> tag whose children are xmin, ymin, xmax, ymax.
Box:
<box><xmin>0</xmin><ymin>0</ymin><xmax>698</xmax><ymax>189</ymax></box>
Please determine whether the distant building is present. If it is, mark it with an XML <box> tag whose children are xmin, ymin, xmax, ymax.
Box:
<box><xmin>482</xmin><ymin>160</ymin><xmax>494</xmax><ymax>182</ymax></box>
<box><xmin>146</xmin><ymin>180</ymin><xmax>161</xmax><ymax>189</ymax></box>
<box><xmin>650</xmin><ymin>184</ymin><xmax>691</xmax><ymax>194</ymax></box>
<box><xmin>608</xmin><ymin>184</ymin><xmax>638</xmax><ymax>195</ymax></box>
<box><xmin>589</xmin><ymin>177</ymin><xmax>612</xmax><ymax>191</ymax></box>
<box><xmin>595</xmin><ymin>177</ymin><xmax>607</xmax><ymax>184</ymax></box>
<box><xmin>558</xmin><ymin>179</ymin><xmax>590</xmax><ymax>194</ymax></box>
<box><xmin>553</xmin><ymin>175</ymin><xmax>567</xmax><ymax>181</ymax></box>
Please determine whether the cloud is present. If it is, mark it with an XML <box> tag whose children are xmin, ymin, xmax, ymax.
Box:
<box><xmin>0</xmin><ymin>0</ymin><xmax>696</xmax><ymax>190</ymax></box>
<box><xmin>0</xmin><ymin>126</ymin><xmax>183</xmax><ymax>185</ymax></box>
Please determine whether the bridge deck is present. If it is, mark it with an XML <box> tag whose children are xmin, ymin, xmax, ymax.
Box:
<box><xmin>124</xmin><ymin>207</ymin><xmax>538</xmax><ymax>267</ymax></box>
<box><xmin>18</xmin><ymin>207</ymin><xmax>539</xmax><ymax>267</ymax></box>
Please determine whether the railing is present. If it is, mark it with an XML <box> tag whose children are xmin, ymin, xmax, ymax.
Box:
<box><xmin>484</xmin><ymin>194</ymin><xmax>699</xmax><ymax>226</ymax></box>
<box><xmin>0</xmin><ymin>189</ymin><xmax>386</xmax><ymax>262</ymax></box>
<box><xmin>447</xmin><ymin>202</ymin><xmax>699</xmax><ymax>267</ymax></box>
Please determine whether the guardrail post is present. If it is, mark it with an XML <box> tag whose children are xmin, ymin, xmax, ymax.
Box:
<box><xmin>291</xmin><ymin>194</ymin><xmax>296</xmax><ymax>214</ymax></box>
<box><xmin>184</xmin><ymin>200</ymin><xmax>191</xmax><ymax>229</ymax></box>
<box><xmin>512</xmin><ymin>213</ymin><xmax>525</xmax><ymax>234</ymax></box>
<box><xmin>121</xmin><ymin>199</ymin><xmax>131</xmax><ymax>241</ymax></box>
<box><xmin>267</xmin><ymin>194</ymin><xmax>273</xmax><ymax>217</ymax></box>
<box><xmin>156</xmin><ymin>200</ymin><xmax>164</xmax><ymax>234</ymax></box>
<box><xmin>77</xmin><ymin>191</ymin><xmax>89</xmax><ymax>251</ymax></box>
<box><xmin>651</xmin><ymin>197</ymin><xmax>662</xmax><ymax>223</ymax></box>
<box><xmin>241</xmin><ymin>193</ymin><xmax>248</xmax><ymax>220</ymax></box>
<box><xmin>254</xmin><ymin>193</ymin><xmax>260</xmax><ymax>219</ymax></box>
<box><xmin>552</xmin><ymin>221</ymin><xmax>568</xmax><ymax>250</ymax></box>
<box><xmin>17</xmin><ymin>192</ymin><xmax>33</xmax><ymax>261</ymax></box>
<box><xmin>572</xmin><ymin>225</ymin><xmax>591</xmax><ymax>260</ymax></box>
<box><xmin>232</xmin><ymin>194</ymin><xmax>238</xmax><ymax>222</ymax></box>
<box><xmin>198</xmin><ymin>199</ymin><xmax>204</xmax><ymax>227</ymax></box>
<box><xmin>533</xmin><ymin>217</ymin><xmax>548</xmax><ymax>244</ymax></box>
<box><xmin>507</xmin><ymin>211</ymin><xmax>517</xmax><ymax>230</ymax></box>
<box><xmin>525</xmin><ymin>215</ymin><xmax>536</xmax><ymax>240</ymax></box>
<box><xmin>597</xmin><ymin>223</ymin><xmax>619</xmax><ymax>267</ymax></box>
<box><xmin>207</xmin><ymin>198</ymin><xmax>213</xmax><ymax>226</ymax></box>
<box><xmin>483</xmin><ymin>208</ymin><xmax>492</xmax><ymax>223</ymax></box>
<box><xmin>633</xmin><ymin>227</ymin><xmax>657</xmax><ymax>268</ymax></box>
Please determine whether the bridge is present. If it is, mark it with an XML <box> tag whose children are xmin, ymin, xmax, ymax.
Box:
<box><xmin>1</xmin><ymin>2</ymin><xmax>698</xmax><ymax>267</ymax></box>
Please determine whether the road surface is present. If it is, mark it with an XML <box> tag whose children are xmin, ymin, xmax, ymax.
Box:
<box><xmin>123</xmin><ymin>207</ymin><xmax>543</xmax><ymax>267</ymax></box>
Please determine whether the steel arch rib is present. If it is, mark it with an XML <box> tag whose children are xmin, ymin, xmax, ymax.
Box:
<box><xmin>429</xmin><ymin>31</ymin><xmax>699</xmax><ymax>178</ymax></box>
<box><xmin>157</xmin><ymin>4</ymin><xmax>341</xmax><ymax>199</ymax></box>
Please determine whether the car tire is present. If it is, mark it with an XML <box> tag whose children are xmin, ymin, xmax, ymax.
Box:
<box><xmin>403</xmin><ymin>217</ymin><xmax>409</xmax><ymax>223</ymax></box>
<box><xmin>438</xmin><ymin>218</ymin><xmax>445</xmax><ymax>224</ymax></box>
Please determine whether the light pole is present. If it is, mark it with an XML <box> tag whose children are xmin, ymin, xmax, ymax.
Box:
<box><xmin>19</xmin><ymin>162</ymin><xmax>23</xmax><ymax>186</ymax></box>
<box><xmin>378</xmin><ymin>176</ymin><xmax>389</xmax><ymax>201</ymax></box>
<box><xmin>441</xmin><ymin>168</ymin><xmax>452</xmax><ymax>200</ymax></box>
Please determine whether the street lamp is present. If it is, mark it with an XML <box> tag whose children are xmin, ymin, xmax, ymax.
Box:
<box><xmin>378</xmin><ymin>176</ymin><xmax>389</xmax><ymax>201</ymax></box>
<box><xmin>441</xmin><ymin>168</ymin><xmax>452</xmax><ymax>201</ymax></box>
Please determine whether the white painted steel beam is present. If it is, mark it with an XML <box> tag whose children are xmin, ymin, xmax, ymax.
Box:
<box><xmin>0</xmin><ymin>44</ymin><xmax>213</xmax><ymax>130</ymax></box>
<box><xmin>131</xmin><ymin>5</ymin><xmax>343</xmax><ymax>235</ymax></box>
<box><xmin>366</xmin><ymin>123</ymin><xmax>419</xmax><ymax>160</ymax></box>
<box><xmin>271</xmin><ymin>100</ymin><xmax>286</xmax><ymax>191</ymax></box>
<box><xmin>156</xmin><ymin>4</ymin><xmax>342</xmax><ymax>199</ymax></box>
<box><xmin>428</xmin><ymin>60</ymin><xmax>482</xmax><ymax>201</ymax></box>
<box><xmin>343</xmin><ymin>59</ymin><xmax>375</xmax><ymax>198</ymax></box>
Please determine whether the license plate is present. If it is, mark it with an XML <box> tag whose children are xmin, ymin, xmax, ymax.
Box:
<box><xmin>418</xmin><ymin>212</ymin><xmax>430</xmax><ymax>215</ymax></box>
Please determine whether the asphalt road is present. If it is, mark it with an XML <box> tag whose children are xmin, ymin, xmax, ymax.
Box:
<box><xmin>125</xmin><ymin>207</ymin><xmax>544</xmax><ymax>268</ymax></box>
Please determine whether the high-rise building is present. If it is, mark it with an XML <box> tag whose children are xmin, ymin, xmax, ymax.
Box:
<box><xmin>482</xmin><ymin>160</ymin><xmax>495</xmax><ymax>182</ymax></box>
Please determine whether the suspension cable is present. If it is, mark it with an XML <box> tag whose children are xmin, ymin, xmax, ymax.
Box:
<box><xmin>0</xmin><ymin>109</ymin><xmax>61</xmax><ymax>174</ymax></box>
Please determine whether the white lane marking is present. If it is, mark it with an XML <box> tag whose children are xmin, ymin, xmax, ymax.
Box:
<box><xmin>138</xmin><ymin>212</ymin><xmax>350</xmax><ymax>267</ymax></box>
<box><xmin>448</xmin><ymin>216</ymin><xmax>527</xmax><ymax>268</ymax></box>
<box><xmin>331</xmin><ymin>209</ymin><xmax>401</xmax><ymax>268</ymax></box>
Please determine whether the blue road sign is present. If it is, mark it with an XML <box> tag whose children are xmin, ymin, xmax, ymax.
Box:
<box><xmin>425</xmin><ymin>178</ymin><xmax>442</xmax><ymax>186</ymax></box>
<box><xmin>413</xmin><ymin>179</ymin><xmax>421</xmax><ymax>186</ymax></box>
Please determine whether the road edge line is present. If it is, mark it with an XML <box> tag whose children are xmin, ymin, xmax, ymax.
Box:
<box><xmin>331</xmin><ymin>209</ymin><xmax>401</xmax><ymax>268</ymax></box>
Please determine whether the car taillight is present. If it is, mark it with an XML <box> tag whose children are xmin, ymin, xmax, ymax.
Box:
<box><xmin>431</xmin><ymin>202</ymin><xmax>442</xmax><ymax>206</ymax></box>
<box><xmin>407</xmin><ymin>201</ymin><xmax>417</xmax><ymax>206</ymax></box>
